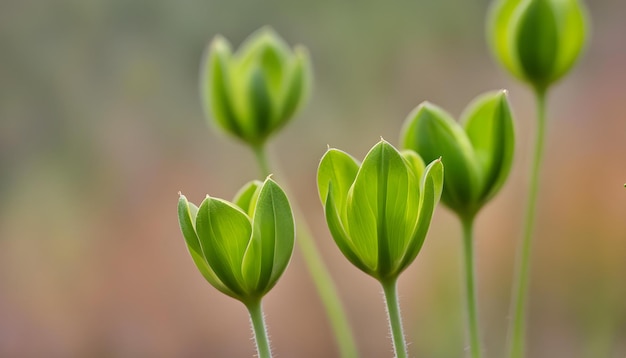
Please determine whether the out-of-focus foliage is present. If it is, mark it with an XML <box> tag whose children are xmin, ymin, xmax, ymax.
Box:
<box><xmin>488</xmin><ymin>0</ymin><xmax>589</xmax><ymax>91</ymax></box>
<box><xmin>201</xmin><ymin>28</ymin><xmax>311</xmax><ymax>147</ymax></box>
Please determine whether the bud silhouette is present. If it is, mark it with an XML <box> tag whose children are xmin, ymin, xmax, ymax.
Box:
<box><xmin>401</xmin><ymin>91</ymin><xmax>515</xmax><ymax>220</ymax></box>
<box><xmin>177</xmin><ymin>178</ymin><xmax>295</xmax><ymax>304</ymax></box>
<box><xmin>488</xmin><ymin>0</ymin><xmax>589</xmax><ymax>91</ymax></box>
<box><xmin>201</xmin><ymin>27</ymin><xmax>311</xmax><ymax>147</ymax></box>
<box><xmin>317</xmin><ymin>140</ymin><xmax>443</xmax><ymax>281</ymax></box>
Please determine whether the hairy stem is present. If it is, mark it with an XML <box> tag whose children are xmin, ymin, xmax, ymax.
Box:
<box><xmin>381</xmin><ymin>277</ymin><xmax>408</xmax><ymax>358</ymax></box>
<box><xmin>507</xmin><ymin>89</ymin><xmax>548</xmax><ymax>358</ymax></box>
<box><xmin>246</xmin><ymin>299</ymin><xmax>273</xmax><ymax>358</ymax></box>
<box><xmin>252</xmin><ymin>145</ymin><xmax>358</xmax><ymax>358</ymax></box>
<box><xmin>461</xmin><ymin>217</ymin><xmax>482</xmax><ymax>358</ymax></box>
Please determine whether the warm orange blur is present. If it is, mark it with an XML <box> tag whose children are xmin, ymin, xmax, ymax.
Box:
<box><xmin>0</xmin><ymin>1</ymin><xmax>625</xmax><ymax>357</ymax></box>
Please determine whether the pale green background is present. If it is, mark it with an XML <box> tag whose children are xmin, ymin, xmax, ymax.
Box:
<box><xmin>1</xmin><ymin>0</ymin><xmax>625</xmax><ymax>357</ymax></box>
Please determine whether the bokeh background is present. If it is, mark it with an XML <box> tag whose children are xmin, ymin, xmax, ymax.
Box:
<box><xmin>1</xmin><ymin>0</ymin><xmax>625</xmax><ymax>357</ymax></box>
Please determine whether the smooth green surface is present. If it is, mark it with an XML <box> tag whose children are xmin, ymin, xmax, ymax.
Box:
<box><xmin>233</xmin><ymin>180</ymin><xmax>263</xmax><ymax>216</ymax></box>
<box><xmin>402</xmin><ymin>102</ymin><xmax>479</xmax><ymax>216</ymax></box>
<box><xmin>178</xmin><ymin>196</ymin><xmax>237</xmax><ymax>298</ymax></box>
<box><xmin>507</xmin><ymin>90</ymin><xmax>548</xmax><ymax>358</ymax></box>
<box><xmin>246</xmin><ymin>299</ymin><xmax>273</xmax><ymax>358</ymax></box>
<box><xmin>196</xmin><ymin>196</ymin><xmax>252</xmax><ymax>297</ymax></box>
<box><xmin>381</xmin><ymin>278</ymin><xmax>408</xmax><ymax>358</ymax></box>
<box><xmin>401</xmin><ymin>91</ymin><xmax>514</xmax><ymax>220</ymax></box>
<box><xmin>177</xmin><ymin>178</ymin><xmax>295</xmax><ymax>304</ymax></box>
<box><xmin>488</xmin><ymin>0</ymin><xmax>589</xmax><ymax>89</ymax></box>
<box><xmin>318</xmin><ymin>140</ymin><xmax>443</xmax><ymax>281</ymax></box>
<box><xmin>461</xmin><ymin>218</ymin><xmax>482</xmax><ymax>358</ymax></box>
<box><xmin>515</xmin><ymin>0</ymin><xmax>559</xmax><ymax>89</ymax></box>
<box><xmin>462</xmin><ymin>91</ymin><xmax>515</xmax><ymax>203</ymax></box>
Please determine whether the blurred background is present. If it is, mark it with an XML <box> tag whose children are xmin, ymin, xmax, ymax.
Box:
<box><xmin>1</xmin><ymin>0</ymin><xmax>625</xmax><ymax>357</ymax></box>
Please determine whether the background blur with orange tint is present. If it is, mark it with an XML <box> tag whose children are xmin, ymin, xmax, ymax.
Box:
<box><xmin>1</xmin><ymin>0</ymin><xmax>625</xmax><ymax>357</ymax></box>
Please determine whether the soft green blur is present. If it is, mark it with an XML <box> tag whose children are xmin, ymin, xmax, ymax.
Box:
<box><xmin>0</xmin><ymin>0</ymin><xmax>625</xmax><ymax>357</ymax></box>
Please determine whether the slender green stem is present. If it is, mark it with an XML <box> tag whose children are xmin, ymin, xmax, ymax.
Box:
<box><xmin>295</xmin><ymin>219</ymin><xmax>359</xmax><ymax>357</ymax></box>
<box><xmin>461</xmin><ymin>217</ymin><xmax>482</xmax><ymax>358</ymax></box>
<box><xmin>381</xmin><ymin>277</ymin><xmax>408</xmax><ymax>358</ymax></box>
<box><xmin>507</xmin><ymin>89</ymin><xmax>548</xmax><ymax>358</ymax></box>
<box><xmin>251</xmin><ymin>145</ymin><xmax>358</xmax><ymax>358</ymax></box>
<box><xmin>246</xmin><ymin>299</ymin><xmax>273</xmax><ymax>358</ymax></box>
<box><xmin>253</xmin><ymin>144</ymin><xmax>271</xmax><ymax>177</ymax></box>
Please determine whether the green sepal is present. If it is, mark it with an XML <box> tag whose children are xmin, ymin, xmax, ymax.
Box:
<box><xmin>247</xmin><ymin>67</ymin><xmax>273</xmax><ymax>144</ymax></box>
<box><xmin>317</xmin><ymin>148</ymin><xmax>360</xmax><ymax>214</ymax></box>
<box><xmin>462</xmin><ymin>90</ymin><xmax>515</xmax><ymax>204</ymax></box>
<box><xmin>203</xmin><ymin>37</ymin><xmax>243</xmax><ymax>139</ymax></box>
<box><xmin>324</xmin><ymin>185</ymin><xmax>374</xmax><ymax>277</ymax></box>
<box><xmin>401</xmin><ymin>103</ymin><xmax>481</xmax><ymax>217</ymax></box>
<box><xmin>275</xmin><ymin>46</ymin><xmax>311</xmax><ymax>131</ymax></box>
<box><xmin>488</xmin><ymin>0</ymin><xmax>525</xmax><ymax>80</ymax></box>
<box><xmin>400</xmin><ymin>150</ymin><xmax>426</xmax><ymax>192</ymax></box>
<box><xmin>514</xmin><ymin>0</ymin><xmax>559</xmax><ymax>90</ymax></box>
<box><xmin>351</xmin><ymin>141</ymin><xmax>419</xmax><ymax>279</ymax></box>
<box><xmin>235</xmin><ymin>27</ymin><xmax>290</xmax><ymax>80</ymax></box>
<box><xmin>233</xmin><ymin>180</ymin><xmax>263</xmax><ymax>216</ymax></box>
<box><xmin>318</xmin><ymin>149</ymin><xmax>373</xmax><ymax>275</ymax></box>
<box><xmin>246</xmin><ymin>178</ymin><xmax>295</xmax><ymax>295</ymax></box>
<box><xmin>195</xmin><ymin>196</ymin><xmax>252</xmax><ymax>298</ymax></box>
<box><xmin>397</xmin><ymin>159</ymin><xmax>443</xmax><ymax>273</ymax></box>
<box><xmin>551</xmin><ymin>0</ymin><xmax>588</xmax><ymax>83</ymax></box>
<box><xmin>177</xmin><ymin>195</ymin><xmax>237</xmax><ymax>298</ymax></box>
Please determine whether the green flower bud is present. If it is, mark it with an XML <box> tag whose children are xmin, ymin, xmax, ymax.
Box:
<box><xmin>401</xmin><ymin>90</ymin><xmax>515</xmax><ymax>220</ymax></box>
<box><xmin>317</xmin><ymin>140</ymin><xmax>443</xmax><ymax>282</ymax></box>
<box><xmin>488</xmin><ymin>0</ymin><xmax>589</xmax><ymax>91</ymax></box>
<box><xmin>201</xmin><ymin>27</ymin><xmax>311</xmax><ymax>147</ymax></box>
<box><xmin>177</xmin><ymin>178</ymin><xmax>295</xmax><ymax>304</ymax></box>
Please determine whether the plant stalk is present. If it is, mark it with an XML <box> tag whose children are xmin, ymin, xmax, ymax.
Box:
<box><xmin>381</xmin><ymin>277</ymin><xmax>408</xmax><ymax>358</ymax></box>
<box><xmin>246</xmin><ymin>299</ymin><xmax>273</xmax><ymax>358</ymax></box>
<box><xmin>507</xmin><ymin>89</ymin><xmax>548</xmax><ymax>358</ymax></box>
<box><xmin>461</xmin><ymin>217</ymin><xmax>482</xmax><ymax>358</ymax></box>
<box><xmin>253</xmin><ymin>144</ymin><xmax>271</xmax><ymax>178</ymax></box>
<box><xmin>252</xmin><ymin>145</ymin><xmax>358</xmax><ymax>358</ymax></box>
